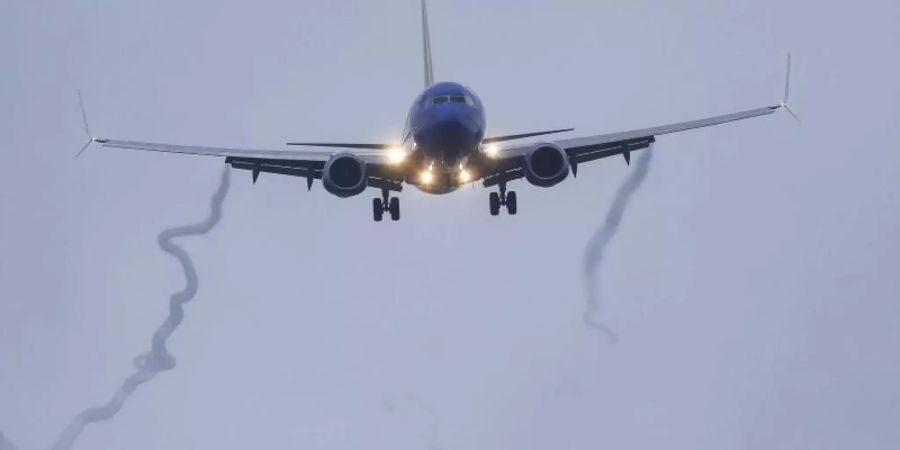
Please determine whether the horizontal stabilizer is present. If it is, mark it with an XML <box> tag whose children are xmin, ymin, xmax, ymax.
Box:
<box><xmin>483</xmin><ymin>128</ymin><xmax>574</xmax><ymax>144</ymax></box>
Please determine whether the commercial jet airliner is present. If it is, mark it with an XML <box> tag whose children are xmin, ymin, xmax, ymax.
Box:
<box><xmin>79</xmin><ymin>0</ymin><xmax>796</xmax><ymax>222</ymax></box>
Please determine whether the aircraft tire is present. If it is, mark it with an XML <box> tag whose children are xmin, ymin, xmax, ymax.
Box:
<box><xmin>373</xmin><ymin>198</ymin><xmax>384</xmax><ymax>222</ymax></box>
<box><xmin>390</xmin><ymin>197</ymin><xmax>401</xmax><ymax>221</ymax></box>
<box><xmin>506</xmin><ymin>191</ymin><xmax>518</xmax><ymax>215</ymax></box>
<box><xmin>489</xmin><ymin>192</ymin><xmax>501</xmax><ymax>216</ymax></box>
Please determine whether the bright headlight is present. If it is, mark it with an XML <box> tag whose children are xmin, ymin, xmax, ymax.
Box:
<box><xmin>387</xmin><ymin>147</ymin><xmax>407</xmax><ymax>164</ymax></box>
<box><xmin>484</xmin><ymin>144</ymin><xmax>500</xmax><ymax>158</ymax></box>
<box><xmin>420</xmin><ymin>171</ymin><xmax>434</xmax><ymax>184</ymax></box>
<box><xmin>459</xmin><ymin>169</ymin><xmax>472</xmax><ymax>183</ymax></box>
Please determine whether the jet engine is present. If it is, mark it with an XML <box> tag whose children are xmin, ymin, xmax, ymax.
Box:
<box><xmin>524</xmin><ymin>143</ymin><xmax>569</xmax><ymax>187</ymax></box>
<box><xmin>322</xmin><ymin>153</ymin><xmax>367</xmax><ymax>197</ymax></box>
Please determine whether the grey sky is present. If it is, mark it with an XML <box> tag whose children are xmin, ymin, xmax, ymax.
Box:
<box><xmin>2</xmin><ymin>0</ymin><xmax>899</xmax><ymax>449</ymax></box>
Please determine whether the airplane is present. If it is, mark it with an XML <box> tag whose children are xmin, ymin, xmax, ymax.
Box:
<box><xmin>78</xmin><ymin>0</ymin><xmax>797</xmax><ymax>222</ymax></box>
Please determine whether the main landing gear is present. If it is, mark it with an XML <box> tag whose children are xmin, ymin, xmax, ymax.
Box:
<box><xmin>489</xmin><ymin>182</ymin><xmax>517</xmax><ymax>216</ymax></box>
<box><xmin>373</xmin><ymin>188</ymin><xmax>400</xmax><ymax>222</ymax></box>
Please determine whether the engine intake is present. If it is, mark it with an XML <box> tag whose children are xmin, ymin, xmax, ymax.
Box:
<box><xmin>322</xmin><ymin>153</ymin><xmax>367</xmax><ymax>197</ymax></box>
<box><xmin>524</xmin><ymin>143</ymin><xmax>569</xmax><ymax>187</ymax></box>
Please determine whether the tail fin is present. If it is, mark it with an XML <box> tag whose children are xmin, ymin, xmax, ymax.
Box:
<box><xmin>422</xmin><ymin>0</ymin><xmax>434</xmax><ymax>87</ymax></box>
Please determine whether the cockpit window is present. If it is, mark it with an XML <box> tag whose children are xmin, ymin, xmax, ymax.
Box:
<box><xmin>429</xmin><ymin>95</ymin><xmax>473</xmax><ymax>106</ymax></box>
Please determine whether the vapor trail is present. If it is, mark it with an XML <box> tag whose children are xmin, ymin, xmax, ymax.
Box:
<box><xmin>583</xmin><ymin>148</ymin><xmax>653</xmax><ymax>343</ymax></box>
<box><xmin>51</xmin><ymin>167</ymin><xmax>231</xmax><ymax>450</ymax></box>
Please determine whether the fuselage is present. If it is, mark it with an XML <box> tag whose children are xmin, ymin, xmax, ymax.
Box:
<box><xmin>402</xmin><ymin>81</ymin><xmax>486</xmax><ymax>194</ymax></box>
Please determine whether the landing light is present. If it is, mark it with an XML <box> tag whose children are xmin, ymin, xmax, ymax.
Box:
<box><xmin>459</xmin><ymin>169</ymin><xmax>472</xmax><ymax>183</ymax></box>
<box><xmin>484</xmin><ymin>144</ymin><xmax>500</xmax><ymax>158</ymax></box>
<box><xmin>387</xmin><ymin>147</ymin><xmax>407</xmax><ymax>164</ymax></box>
<box><xmin>420</xmin><ymin>170</ymin><xmax>434</xmax><ymax>185</ymax></box>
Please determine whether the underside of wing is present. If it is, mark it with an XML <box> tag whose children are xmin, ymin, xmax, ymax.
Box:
<box><xmin>226</xmin><ymin>155</ymin><xmax>404</xmax><ymax>192</ymax></box>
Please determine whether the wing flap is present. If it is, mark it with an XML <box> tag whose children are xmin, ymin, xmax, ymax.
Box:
<box><xmin>567</xmin><ymin>137</ymin><xmax>655</xmax><ymax>164</ymax></box>
<box><xmin>228</xmin><ymin>157</ymin><xmax>403</xmax><ymax>192</ymax></box>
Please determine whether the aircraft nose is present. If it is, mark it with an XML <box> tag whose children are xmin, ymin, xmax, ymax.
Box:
<box><xmin>417</xmin><ymin>107</ymin><xmax>482</xmax><ymax>160</ymax></box>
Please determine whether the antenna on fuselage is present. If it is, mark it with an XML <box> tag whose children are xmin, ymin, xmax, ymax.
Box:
<box><xmin>422</xmin><ymin>0</ymin><xmax>434</xmax><ymax>87</ymax></box>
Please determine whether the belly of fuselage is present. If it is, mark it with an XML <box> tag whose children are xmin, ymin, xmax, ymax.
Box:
<box><xmin>414</xmin><ymin>184</ymin><xmax>459</xmax><ymax>195</ymax></box>
<box><xmin>410</xmin><ymin>165</ymin><xmax>461</xmax><ymax>195</ymax></box>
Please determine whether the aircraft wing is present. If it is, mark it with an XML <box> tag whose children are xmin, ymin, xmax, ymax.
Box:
<box><xmin>479</xmin><ymin>104</ymin><xmax>782</xmax><ymax>187</ymax></box>
<box><xmin>93</xmin><ymin>138</ymin><xmax>405</xmax><ymax>191</ymax></box>
<box><xmin>96</xmin><ymin>138</ymin><xmax>390</xmax><ymax>162</ymax></box>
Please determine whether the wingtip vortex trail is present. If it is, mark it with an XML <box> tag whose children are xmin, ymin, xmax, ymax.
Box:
<box><xmin>582</xmin><ymin>148</ymin><xmax>654</xmax><ymax>344</ymax></box>
<box><xmin>50</xmin><ymin>166</ymin><xmax>231</xmax><ymax>450</ymax></box>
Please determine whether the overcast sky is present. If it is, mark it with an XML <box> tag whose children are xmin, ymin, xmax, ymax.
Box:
<box><xmin>2</xmin><ymin>0</ymin><xmax>899</xmax><ymax>449</ymax></box>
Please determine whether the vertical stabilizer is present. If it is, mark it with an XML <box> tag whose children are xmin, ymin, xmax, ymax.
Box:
<box><xmin>422</xmin><ymin>0</ymin><xmax>434</xmax><ymax>87</ymax></box>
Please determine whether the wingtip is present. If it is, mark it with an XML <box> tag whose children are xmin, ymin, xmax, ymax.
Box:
<box><xmin>782</xmin><ymin>53</ymin><xmax>792</xmax><ymax>105</ymax></box>
<box><xmin>78</xmin><ymin>89</ymin><xmax>92</xmax><ymax>138</ymax></box>
<box><xmin>75</xmin><ymin>90</ymin><xmax>96</xmax><ymax>158</ymax></box>
<box><xmin>75</xmin><ymin>139</ymin><xmax>92</xmax><ymax>159</ymax></box>
<box><xmin>777</xmin><ymin>53</ymin><xmax>800</xmax><ymax>123</ymax></box>
<box><xmin>783</xmin><ymin>104</ymin><xmax>801</xmax><ymax>123</ymax></box>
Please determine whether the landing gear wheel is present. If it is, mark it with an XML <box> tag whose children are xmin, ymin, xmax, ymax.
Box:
<box><xmin>373</xmin><ymin>198</ymin><xmax>384</xmax><ymax>222</ymax></box>
<box><xmin>489</xmin><ymin>192</ymin><xmax>501</xmax><ymax>216</ymax></box>
<box><xmin>389</xmin><ymin>197</ymin><xmax>401</xmax><ymax>221</ymax></box>
<box><xmin>506</xmin><ymin>191</ymin><xmax>517</xmax><ymax>215</ymax></box>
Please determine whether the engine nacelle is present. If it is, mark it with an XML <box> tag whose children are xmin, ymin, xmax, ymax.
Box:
<box><xmin>322</xmin><ymin>153</ymin><xmax>367</xmax><ymax>198</ymax></box>
<box><xmin>524</xmin><ymin>143</ymin><xmax>569</xmax><ymax>187</ymax></box>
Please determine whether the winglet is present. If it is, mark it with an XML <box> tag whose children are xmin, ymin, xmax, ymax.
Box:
<box><xmin>779</xmin><ymin>54</ymin><xmax>801</xmax><ymax>122</ymax></box>
<box><xmin>75</xmin><ymin>90</ymin><xmax>97</xmax><ymax>158</ymax></box>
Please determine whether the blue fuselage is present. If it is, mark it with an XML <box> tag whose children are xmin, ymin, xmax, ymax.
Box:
<box><xmin>403</xmin><ymin>82</ymin><xmax>486</xmax><ymax>193</ymax></box>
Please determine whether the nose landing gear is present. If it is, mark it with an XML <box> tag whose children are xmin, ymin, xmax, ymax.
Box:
<box><xmin>373</xmin><ymin>189</ymin><xmax>401</xmax><ymax>222</ymax></box>
<box><xmin>489</xmin><ymin>182</ymin><xmax>517</xmax><ymax>216</ymax></box>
